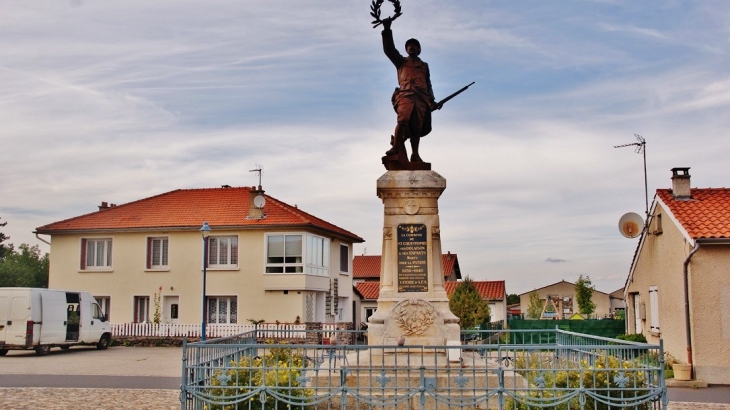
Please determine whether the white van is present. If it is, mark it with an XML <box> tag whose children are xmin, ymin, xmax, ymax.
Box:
<box><xmin>0</xmin><ymin>287</ymin><xmax>111</xmax><ymax>356</ymax></box>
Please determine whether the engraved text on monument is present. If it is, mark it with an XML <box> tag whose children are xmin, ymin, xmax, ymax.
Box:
<box><xmin>397</xmin><ymin>224</ymin><xmax>428</xmax><ymax>292</ymax></box>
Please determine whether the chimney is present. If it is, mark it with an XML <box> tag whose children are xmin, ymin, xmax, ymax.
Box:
<box><xmin>247</xmin><ymin>186</ymin><xmax>266</xmax><ymax>220</ymax></box>
<box><xmin>98</xmin><ymin>201</ymin><xmax>109</xmax><ymax>210</ymax></box>
<box><xmin>671</xmin><ymin>167</ymin><xmax>691</xmax><ymax>199</ymax></box>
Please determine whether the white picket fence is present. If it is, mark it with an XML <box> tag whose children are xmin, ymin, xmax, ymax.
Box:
<box><xmin>110</xmin><ymin>322</ymin><xmax>345</xmax><ymax>339</ymax></box>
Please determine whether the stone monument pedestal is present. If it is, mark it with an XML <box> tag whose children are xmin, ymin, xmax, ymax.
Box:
<box><xmin>367</xmin><ymin>170</ymin><xmax>460</xmax><ymax>347</ymax></box>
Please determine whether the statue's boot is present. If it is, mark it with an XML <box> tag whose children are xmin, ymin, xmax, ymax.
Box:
<box><xmin>385</xmin><ymin>135</ymin><xmax>399</xmax><ymax>156</ymax></box>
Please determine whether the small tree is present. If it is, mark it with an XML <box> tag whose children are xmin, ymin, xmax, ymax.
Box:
<box><xmin>448</xmin><ymin>277</ymin><xmax>491</xmax><ymax>330</ymax></box>
<box><xmin>526</xmin><ymin>291</ymin><xmax>542</xmax><ymax>319</ymax></box>
<box><xmin>506</xmin><ymin>293</ymin><xmax>520</xmax><ymax>305</ymax></box>
<box><xmin>0</xmin><ymin>243</ymin><xmax>49</xmax><ymax>288</ymax></box>
<box><xmin>575</xmin><ymin>275</ymin><xmax>597</xmax><ymax>316</ymax></box>
<box><xmin>0</xmin><ymin>217</ymin><xmax>9</xmax><ymax>261</ymax></box>
<box><xmin>152</xmin><ymin>286</ymin><xmax>162</xmax><ymax>324</ymax></box>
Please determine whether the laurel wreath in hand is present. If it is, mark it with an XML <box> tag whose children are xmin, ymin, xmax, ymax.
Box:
<box><xmin>370</xmin><ymin>0</ymin><xmax>402</xmax><ymax>28</ymax></box>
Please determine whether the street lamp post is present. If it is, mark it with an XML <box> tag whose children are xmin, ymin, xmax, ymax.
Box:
<box><xmin>200</xmin><ymin>221</ymin><xmax>211</xmax><ymax>341</ymax></box>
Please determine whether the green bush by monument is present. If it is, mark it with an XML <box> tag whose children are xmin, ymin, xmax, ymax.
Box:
<box><xmin>448</xmin><ymin>277</ymin><xmax>491</xmax><ymax>330</ymax></box>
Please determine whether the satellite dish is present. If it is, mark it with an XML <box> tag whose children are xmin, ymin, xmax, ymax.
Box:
<box><xmin>253</xmin><ymin>195</ymin><xmax>266</xmax><ymax>209</ymax></box>
<box><xmin>618</xmin><ymin>212</ymin><xmax>644</xmax><ymax>238</ymax></box>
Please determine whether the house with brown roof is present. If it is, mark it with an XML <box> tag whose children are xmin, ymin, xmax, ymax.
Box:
<box><xmin>517</xmin><ymin>280</ymin><xmax>619</xmax><ymax>319</ymax></box>
<box><xmin>625</xmin><ymin>168</ymin><xmax>730</xmax><ymax>383</ymax></box>
<box><xmin>35</xmin><ymin>186</ymin><xmax>363</xmax><ymax>326</ymax></box>
<box><xmin>354</xmin><ymin>278</ymin><xmax>507</xmax><ymax>328</ymax></box>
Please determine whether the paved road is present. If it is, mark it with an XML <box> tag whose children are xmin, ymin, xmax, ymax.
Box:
<box><xmin>0</xmin><ymin>345</ymin><xmax>728</xmax><ymax>409</ymax></box>
<box><xmin>0</xmin><ymin>345</ymin><xmax>181</xmax><ymax>377</ymax></box>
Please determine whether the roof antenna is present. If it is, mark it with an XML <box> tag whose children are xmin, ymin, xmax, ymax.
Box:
<box><xmin>614</xmin><ymin>134</ymin><xmax>649</xmax><ymax>230</ymax></box>
<box><xmin>249</xmin><ymin>164</ymin><xmax>264</xmax><ymax>190</ymax></box>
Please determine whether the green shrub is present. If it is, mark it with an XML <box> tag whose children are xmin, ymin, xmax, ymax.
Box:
<box><xmin>506</xmin><ymin>351</ymin><xmax>651</xmax><ymax>410</ymax></box>
<box><xmin>207</xmin><ymin>341</ymin><xmax>313</xmax><ymax>410</ymax></box>
<box><xmin>616</xmin><ymin>334</ymin><xmax>647</xmax><ymax>343</ymax></box>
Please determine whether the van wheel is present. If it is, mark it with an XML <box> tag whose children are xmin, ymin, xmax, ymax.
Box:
<box><xmin>35</xmin><ymin>345</ymin><xmax>51</xmax><ymax>356</ymax></box>
<box><xmin>96</xmin><ymin>335</ymin><xmax>110</xmax><ymax>350</ymax></box>
<box><xmin>0</xmin><ymin>349</ymin><xmax>8</xmax><ymax>356</ymax></box>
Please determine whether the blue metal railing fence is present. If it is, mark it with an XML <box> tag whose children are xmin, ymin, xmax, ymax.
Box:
<box><xmin>181</xmin><ymin>328</ymin><xmax>666</xmax><ymax>409</ymax></box>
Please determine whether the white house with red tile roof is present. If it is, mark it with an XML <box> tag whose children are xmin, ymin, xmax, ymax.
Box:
<box><xmin>354</xmin><ymin>279</ymin><xmax>507</xmax><ymax>328</ymax></box>
<box><xmin>35</xmin><ymin>186</ymin><xmax>363</xmax><ymax>326</ymax></box>
<box><xmin>625</xmin><ymin>168</ymin><xmax>730</xmax><ymax>384</ymax></box>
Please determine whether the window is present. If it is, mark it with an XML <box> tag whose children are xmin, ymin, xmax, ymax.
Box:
<box><xmin>81</xmin><ymin>238</ymin><xmax>112</xmax><ymax>270</ymax></box>
<box><xmin>147</xmin><ymin>237</ymin><xmax>169</xmax><ymax>269</ymax></box>
<box><xmin>207</xmin><ymin>296</ymin><xmax>237</xmax><ymax>324</ymax></box>
<box><xmin>653</xmin><ymin>214</ymin><xmax>663</xmax><ymax>235</ymax></box>
<box><xmin>91</xmin><ymin>303</ymin><xmax>105</xmax><ymax>320</ymax></box>
<box><xmin>266</xmin><ymin>233</ymin><xmax>330</xmax><ymax>275</ymax></box>
<box><xmin>95</xmin><ymin>296</ymin><xmax>111</xmax><ymax>320</ymax></box>
<box><xmin>649</xmin><ymin>286</ymin><xmax>659</xmax><ymax>332</ymax></box>
<box><xmin>267</xmin><ymin>234</ymin><xmax>302</xmax><ymax>273</ymax></box>
<box><xmin>134</xmin><ymin>296</ymin><xmax>150</xmax><ymax>323</ymax></box>
<box><xmin>208</xmin><ymin>236</ymin><xmax>238</xmax><ymax>267</ymax></box>
<box><xmin>306</xmin><ymin>235</ymin><xmax>329</xmax><ymax>275</ymax></box>
<box><xmin>339</xmin><ymin>244</ymin><xmax>349</xmax><ymax>273</ymax></box>
<box><xmin>364</xmin><ymin>308</ymin><xmax>375</xmax><ymax>323</ymax></box>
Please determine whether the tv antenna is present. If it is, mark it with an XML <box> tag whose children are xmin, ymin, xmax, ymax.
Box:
<box><xmin>249</xmin><ymin>164</ymin><xmax>264</xmax><ymax>190</ymax></box>
<box><xmin>614</xmin><ymin>134</ymin><xmax>649</xmax><ymax>230</ymax></box>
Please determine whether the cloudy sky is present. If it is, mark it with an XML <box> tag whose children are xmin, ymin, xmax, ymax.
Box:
<box><xmin>2</xmin><ymin>1</ymin><xmax>729</xmax><ymax>295</ymax></box>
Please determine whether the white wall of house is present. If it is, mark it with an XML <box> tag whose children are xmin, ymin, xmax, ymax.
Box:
<box><xmin>489</xmin><ymin>300</ymin><xmax>507</xmax><ymax>323</ymax></box>
<box><xmin>47</xmin><ymin>229</ymin><xmax>353</xmax><ymax>326</ymax></box>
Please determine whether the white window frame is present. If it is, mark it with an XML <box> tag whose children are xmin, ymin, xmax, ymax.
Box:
<box><xmin>305</xmin><ymin>234</ymin><xmax>329</xmax><ymax>276</ymax></box>
<box><xmin>81</xmin><ymin>238</ymin><xmax>113</xmax><ymax>270</ymax></box>
<box><xmin>265</xmin><ymin>233</ymin><xmax>330</xmax><ymax>276</ymax></box>
<box><xmin>339</xmin><ymin>244</ymin><xmax>349</xmax><ymax>274</ymax></box>
<box><xmin>147</xmin><ymin>237</ymin><xmax>169</xmax><ymax>270</ymax></box>
<box><xmin>207</xmin><ymin>296</ymin><xmax>237</xmax><ymax>324</ymax></box>
<box><xmin>266</xmin><ymin>234</ymin><xmax>303</xmax><ymax>273</ymax></box>
<box><xmin>649</xmin><ymin>286</ymin><xmax>659</xmax><ymax>332</ymax></box>
<box><xmin>207</xmin><ymin>235</ymin><xmax>238</xmax><ymax>268</ymax></box>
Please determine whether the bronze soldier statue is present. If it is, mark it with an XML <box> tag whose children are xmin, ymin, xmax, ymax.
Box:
<box><xmin>381</xmin><ymin>17</ymin><xmax>436</xmax><ymax>167</ymax></box>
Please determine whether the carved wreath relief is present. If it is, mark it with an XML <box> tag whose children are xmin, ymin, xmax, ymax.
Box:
<box><xmin>393</xmin><ymin>299</ymin><xmax>436</xmax><ymax>336</ymax></box>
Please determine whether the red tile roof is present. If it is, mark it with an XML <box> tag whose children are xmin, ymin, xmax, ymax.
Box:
<box><xmin>353</xmin><ymin>254</ymin><xmax>461</xmax><ymax>279</ymax></box>
<box><xmin>354</xmin><ymin>282</ymin><xmax>380</xmax><ymax>300</ymax></box>
<box><xmin>444</xmin><ymin>280</ymin><xmax>505</xmax><ymax>301</ymax></box>
<box><xmin>657</xmin><ymin>188</ymin><xmax>730</xmax><ymax>239</ymax></box>
<box><xmin>35</xmin><ymin>186</ymin><xmax>363</xmax><ymax>242</ymax></box>
<box><xmin>354</xmin><ymin>280</ymin><xmax>505</xmax><ymax>301</ymax></box>
<box><xmin>353</xmin><ymin>255</ymin><xmax>382</xmax><ymax>278</ymax></box>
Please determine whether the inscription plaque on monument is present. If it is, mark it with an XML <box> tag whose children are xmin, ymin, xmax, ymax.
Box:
<box><xmin>397</xmin><ymin>224</ymin><xmax>428</xmax><ymax>292</ymax></box>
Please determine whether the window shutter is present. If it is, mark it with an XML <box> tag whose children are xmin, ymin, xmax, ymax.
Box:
<box><xmin>649</xmin><ymin>286</ymin><xmax>659</xmax><ymax>331</ymax></box>
<box><xmin>80</xmin><ymin>239</ymin><xmax>87</xmax><ymax>270</ymax></box>
<box><xmin>146</xmin><ymin>237</ymin><xmax>152</xmax><ymax>269</ymax></box>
